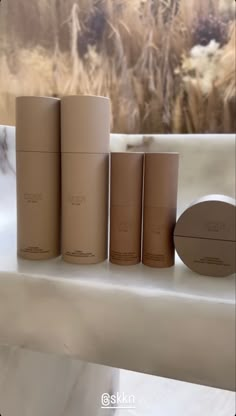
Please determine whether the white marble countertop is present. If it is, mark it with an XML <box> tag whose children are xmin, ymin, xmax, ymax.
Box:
<box><xmin>0</xmin><ymin>219</ymin><xmax>235</xmax><ymax>392</ymax></box>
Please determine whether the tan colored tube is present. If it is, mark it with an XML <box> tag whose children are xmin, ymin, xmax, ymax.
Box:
<box><xmin>142</xmin><ymin>153</ymin><xmax>179</xmax><ymax>268</ymax></box>
<box><xmin>61</xmin><ymin>95</ymin><xmax>110</xmax><ymax>264</ymax></box>
<box><xmin>16</xmin><ymin>96</ymin><xmax>60</xmax><ymax>260</ymax></box>
<box><xmin>62</xmin><ymin>153</ymin><xmax>108</xmax><ymax>263</ymax></box>
<box><xmin>110</xmin><ymin>152</ymin><xmax>143</xmax><ymax>265</ymax></box>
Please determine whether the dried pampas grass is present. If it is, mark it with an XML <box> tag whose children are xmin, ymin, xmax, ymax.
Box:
<box><xmin>217</xmin><ymin>25</ymin><xmax>236</xmax><ymax>102</ymax></box>
<box><xmin>0</xmin><ymin>0</ymin><xmax>235</xmax><ymax>133</ymax></box>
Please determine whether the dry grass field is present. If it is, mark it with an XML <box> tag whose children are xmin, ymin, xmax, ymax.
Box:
<box><xmin>0</xmin><ymin>0</ymin><xmax>235</xmax><ymax>133</ymax></box>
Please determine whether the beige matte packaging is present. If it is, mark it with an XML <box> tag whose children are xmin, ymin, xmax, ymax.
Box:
<box><xmin>110</xmin><ymin>152</ymin><xmax>143</xmax><ymax>265</ymax></box>
<box><xmin>16</xmin><ymin>96</ymin><xmax>60</xmax><ymax>260</ymax></box>
<box><xmin>61</xmin><ymin>95</ymin><xmax>110</xmax><ymax>264</ymax></box>
<box><xmin>142</xmin><ymin>153</ymin><xmax>179</xmax><ymax>268</ymax></box>
<box><xmin>174</xmin><ymin>195</ymin><xmax>236</xmax><ymax>277</ymax></box>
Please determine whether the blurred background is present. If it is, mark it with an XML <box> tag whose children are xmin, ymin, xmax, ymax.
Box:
<box><xmin>0</xmin><ymin>0</ymin><xmax>235</xmax><ymax>133</ymax></box>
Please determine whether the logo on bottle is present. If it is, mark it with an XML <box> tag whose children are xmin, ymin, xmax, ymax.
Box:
<box><xmin>24</xmin><ymin>193</ymin><xmax>42</xmax><ymax>203</ymax></box>
<box><xmin>205</xmin><ymin>221</ymin><xmax>227</xmax><ymax>233</ymax></box>
<box><xmin>69</xmin><ymin>194</ymin><xmax>86</xmax><ymax>206</ymax></box>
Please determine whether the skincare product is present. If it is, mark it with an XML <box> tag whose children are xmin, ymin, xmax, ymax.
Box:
<box><xmin>142</xmin><ymin>153</ymin><xmax>179</xmax><ymax>268</ymax></box>
<box><xmin>61</xmin><ymin>95</ymin><xmax>110</xmax><ymax>264</ymax></box>
<box><xmin>174</xmin><ymin>195</ymin><xmax>236</xmax><ymax>277</ymax></box>
<box><xmin>110</xmin><ymin>152</ymin><xmax>143</xmax><ymax>265</ymax></box>
<box><xmin>16</xmin><ymin>96</ymin><xmax>60</xmax><ymax>260</ymax></box>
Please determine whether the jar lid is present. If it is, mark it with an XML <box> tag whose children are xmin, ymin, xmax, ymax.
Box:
<box><xmin>144</xmin><ymin>153</ymin><xmax>179</xmax><ymax>207</ymax></box>
<box><xmin>61</xmin><ymin>95</ymin><xmax>110</xmax><ymax>154</ymax></box>
<box><xmin>110</xmin><ymin>152</ymin><xmax>143</xmax><ymax>206</ymax></box>
<box><xmin>16</xmin><ymin>96</ymin><xmax>60</xmax><ymax>153</ymax></box>
<box><xmin>174</xmin><ymin>194</ymin><xmax>236</xmax><ymax>242</ymax></box>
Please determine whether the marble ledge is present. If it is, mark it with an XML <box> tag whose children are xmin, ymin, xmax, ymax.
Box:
<box><xmin>0</xmin><ymin>223</ymin><xmax>235</xmax><ymax>393</ymax></box>
<box><xmin>0</xmin><ymin>125</ymin><xmax>235</xmax><ymax>393</ymax></box>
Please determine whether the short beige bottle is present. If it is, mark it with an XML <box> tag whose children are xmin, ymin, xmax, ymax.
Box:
<box><xmin>142</xmin><ymin>153</ymin><xmax>179</xmax><ymax>268</ymax></box>
<box><xmin>110</xmin><ymin>152</ymin><xmax>143</xmax><ymax>265</ymax></box>
<box><xmin>61</xmin><ymin>95</ymin><xmax>110</xmax><ymax>264</ymax></box>
<box><xmin>16</xmin><ymin>96</ymin><xmax>60</xmax><ymax>260</ymax></box>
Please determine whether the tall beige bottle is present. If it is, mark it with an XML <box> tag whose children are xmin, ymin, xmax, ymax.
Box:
<box><xmin>61</xmin><ymin>95</ymin><xmax>110</xmax><ymax>264</ymax></box>
<box><xmin>110</xmin><ymin>152</ymin><xmax>143</xmax><ymax>265</ymax></box>
<box><xmin>16</xmin><ymin>96</ymin><xmax>60</xmax><ymax>260</ymax></box>
<box><xmin>142</xmin><ymin>153</ymin><xmax>179</xmax><ymax>268</ymax></box>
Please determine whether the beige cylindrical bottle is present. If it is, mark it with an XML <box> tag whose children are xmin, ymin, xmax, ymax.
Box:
<box><xmin>110</xmin><ymin>153</ymin><xmax>143</xmax><ymax>265</ymax></box>
<box><xmin>61</xmin><ymin>95</ymin><xmax>110</xmax><ymax>264</ymax></box>
<box><xmin>142</xmin><ymin>153</ymin><xmax>179</xmax><ymax>268</ymax></box>
<box><xmin>16</xmin><ymin>96</ymin><xmax>60</xmax><ymax>260</ymax></box>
